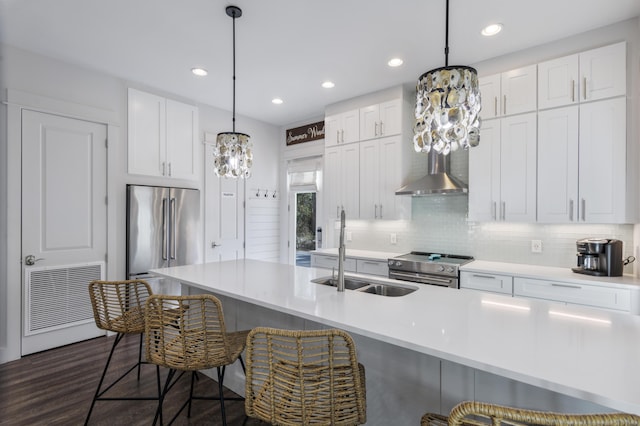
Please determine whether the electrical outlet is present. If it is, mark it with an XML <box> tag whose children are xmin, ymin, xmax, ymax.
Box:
<box><xmin>531</xmin><ymin>239</ymin><xmax>542</xmax><ymax>253</ymax></box>
<box><xmin>390</xmin><ymin>233</ymin><xmax>397</xmax><ymax>245</ymax></box>
<box><xmin>346</xmin><ymin>231</ymin><xmax>352</xmax><ymax>242</ymax></box>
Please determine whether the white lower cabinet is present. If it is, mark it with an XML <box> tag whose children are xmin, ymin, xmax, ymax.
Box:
<box><xmin>355</xmin><ymin>259</ymin><xmax>388</xmax><ymax>277</ymax></box>
<box><xmin>513</xmin><ymin>277</ymin><xmax>631</xmax><ymax>312</ymax></box>
<box><xmin>460</xmin><ymin>272</ymin><xmax>513</xmax><ymax>295</ymax></box>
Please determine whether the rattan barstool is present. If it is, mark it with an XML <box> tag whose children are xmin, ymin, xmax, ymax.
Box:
<box><xmin>420</xmin><ymin>401</ymin><xmax>640</xmax><ymax>426</ymax></box>
<box><xmin>85</xmin><ymin>279</ymin><xmax>159</xmax><ymax>425</ymax></box>
<box><xmin>145</xmin><ymin>294</ymin><xmax>250</xmax><ymax>426</ymax></box>
<box><xmin>244</xmin><ymin>327</ymin><xmax>367</xmax><ymax>426</ymax></box>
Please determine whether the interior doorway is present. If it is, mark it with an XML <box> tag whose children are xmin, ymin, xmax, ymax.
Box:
<box><xmin>294</xmin><ymin>192</ymin><xmax>316</xmax><ymax>267</ymax></box>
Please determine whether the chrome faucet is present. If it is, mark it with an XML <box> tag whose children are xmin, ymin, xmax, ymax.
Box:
<box><xmin>337</xmin><ymin>209</ymin><xmax>346</xmax><ymax>292</ymax></box>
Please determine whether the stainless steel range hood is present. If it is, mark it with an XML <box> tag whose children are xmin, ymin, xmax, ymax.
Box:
<box><xmin>395</xmin><ymin>150</ymin><xmax>468</xmax><ymax>196</ymax></box>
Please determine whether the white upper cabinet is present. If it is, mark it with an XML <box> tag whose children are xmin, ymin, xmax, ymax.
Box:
<box><xmin>325</xmin><ymin>109</ymin><xmax>359</xmax><ymax>147</ymax></box>
<box><xmin>324</xmin><ymin>144</ymin><xmax>360</xmax><ymax>220</ymax></box>
<box><xmin>469</xmin><ymin>114</ymin><xmax>537</xmax><ymax>222</ymax></box>
<box><xmin>538</xmin><ymin>42</ymin><xmax>626</xmax><ymax>109</ymax></box>
<box><xmin>359</xmin><ymin>136</ymin><xmax>410</xmax><ymax>220</ymax></box>
<box><xmin>128</xmin><ymin>88</ymin><xmax>198</xmax><ymax>180</ymax></box>
<box><xmin>359</xmin><ymin>99</ymin><xmax>402</xmax><ymax>141</ymax></box>
<box><xmin>479</xmin><ymin>65</ymin><xmax>536</xmax><ymax>120</ymax></box>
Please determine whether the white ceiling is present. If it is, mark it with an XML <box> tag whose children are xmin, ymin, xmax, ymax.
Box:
<box><xmin>1</xmin><ymin>0</ymin><xmax>639</xmax><ymax>127</ymax></box>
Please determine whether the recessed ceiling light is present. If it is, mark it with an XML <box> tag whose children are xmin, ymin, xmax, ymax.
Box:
<box><xmin>388</xmin><ymin>58</ymin><xmax>403</xmax><ymax>67</ymax></box>
<box><xmin>191</xmin><ymin>67</ymin><xmax>208</xmax><ymax>76</ymax></box>
<box><xmin>481</xmin><ymin>23</ymin><xmax>503</xmax><ymax>36</ymax></box>
<box><xmin>322</xmin><ymin>81</ymin><xmax>335</xmax><ymax>89</ymax></box>
<box><xmin>272</xmin><ymin>98</ymin><xmax>283</xmax><ymax>105</ymax></box>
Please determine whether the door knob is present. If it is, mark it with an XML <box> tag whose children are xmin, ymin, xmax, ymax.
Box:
<box><xmin>24</xmin><ymin>255</ymin><xmax>45</xmax><ymax>266</ymax></box>
<box><xmin>211</xmin><ymin>242</ymin><xmax>221</xmax><ymax>248</ymax></box>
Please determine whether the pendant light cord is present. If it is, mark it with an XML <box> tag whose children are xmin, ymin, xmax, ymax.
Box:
<box><xmin>444</xmin><ymin>0</ymin><xmax>449</xmax><ymax>67</ymax></box>
<box><xmin>232</xmin><ymin>9</ymin><xmax>237</xmax><ymax>133</ymax></box>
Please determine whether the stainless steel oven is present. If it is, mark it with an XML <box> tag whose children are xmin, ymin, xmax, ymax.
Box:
<box><xmin>388</xmin><ymin>252</ymin><xmax>473</xmax><ymax>288</ymax></box>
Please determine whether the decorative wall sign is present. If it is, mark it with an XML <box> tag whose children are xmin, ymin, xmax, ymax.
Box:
<box><xmin>286</xmin><ymin>121</ymin><xmax>325</xmax><ymax>146</ymax></box>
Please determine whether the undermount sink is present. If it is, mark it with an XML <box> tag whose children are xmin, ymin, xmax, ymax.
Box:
<box><xmin>311</xmin><ymin>275</ymin><xmax>417</xmax><ymax>297</ymax></box>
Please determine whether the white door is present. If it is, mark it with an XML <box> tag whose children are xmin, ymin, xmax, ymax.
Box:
<box><xmin>205</xmin><ymin>144</ymin><xmax>245</xmax><ymax>261</ymax></box>
<box><xmin>21</xmin><ymin>110</ymin><xmax>107</xmax><ymax>355</ymax></box>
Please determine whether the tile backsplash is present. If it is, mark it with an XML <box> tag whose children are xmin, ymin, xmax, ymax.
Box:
<box><xmin>341</xmin><ymin>195</ymin><xmax>634</xmax><ymax>272</ymax></box>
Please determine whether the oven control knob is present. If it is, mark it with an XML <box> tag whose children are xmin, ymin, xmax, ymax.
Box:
<box><xmin>395</xmin><ymin>261</ymin><xmax>402</xmax><ymax>267</ymax></box>
<box><xmin>438</xmin><ymin>265</ymin><xmax>445</xmax><ymax>272</ymax></box>
<box><xmin>447</xmin><ymin>266</ymin><xmax>455</xmax><ymax>273</ymax></box>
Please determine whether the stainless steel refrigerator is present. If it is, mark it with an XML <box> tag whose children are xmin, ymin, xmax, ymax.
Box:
<box><xmin>126</xmin><ymin>184</ymin><xmax>202</xmax><ymax>294</ymax></box>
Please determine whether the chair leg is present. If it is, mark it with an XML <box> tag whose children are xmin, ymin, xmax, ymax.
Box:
<box><xmin>187</xmin><ymin>371</ymin><xmax>197</xmax><ymax>417</ymax></box>
<box><xmin>217</xmin><ymin>366</ymin><xmax>227</xmax><ymax>426</ymax></box>
<box><xmin>137</xmin><ymin>333</ymin><xmax>144</xmax><ymax>380</ymax></box>
<box><xmin>85</xmin><ymin>332</ymin><xmax>124</xmax><ymax>426</ymax></box>
<box><xmin>154</xmin><ymin>368</ymin><xmax>177</xmax><ymax>426</ymax></box>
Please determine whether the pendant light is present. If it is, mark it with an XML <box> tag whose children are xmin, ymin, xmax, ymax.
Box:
<box><xmin>413</xmin><ymin>0</ymin><xmax>481</xmax><ymax>156</ymax></box>
<box><xmin>213</xmin><ymin>5</ymin><xmax>252</xmax><ymax>178</ymax></box>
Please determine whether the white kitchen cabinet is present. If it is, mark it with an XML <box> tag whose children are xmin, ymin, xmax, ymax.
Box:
<box><xmin>538</xmin><ymin>42</ymin><xmax>626</xmax><ymax>109</ymax></box>
<box><xmin>324</xmin><ymin>109</ymin><xmax>359</xmax><ymax>147</ymax></box>
<box><xmin>324</xmin><ymin>144</ymin><xmax>359</xmax><ymax>221</ymax></box>
<box><xmin>537</xmin><ymin>98</ymin><xmax>628</xmax><ymax>223</ymax></box>
<box><xmin>359</xmin><ymin>136</ymin><xmax>410</xmax><ymax>220</ymax></box>
<box><xmin>356</xmin><ymin>259</ymin><xmax>388</xmax><ymax>277</ymax></box>
<box><xmin>479</xmin><ymin>65</ymin><xmax>537</xmax><ymax>120</ymax></box>
<box><xmin>128</xmin><ymin>88</ymin><xmax>198</xmax><ymax>180</ymax></box>
<box><xmin>513</xmin><ymin>277</ymin><xmax>631</xmax><ymax>312</ymax></box>
<box><xmin>359</xmin><ymin>99</ymin><xmax>402</xmax><ymax>141</ymax></box>
<box><xmin>460</xmin><ymin>271</ymin><xmax>513</xmax><ymax>295</ymax></box>
<box><xmin>310</xmin><ymin>253</ymin><xmax>357</xmax><ymax>272</ymax></box>
<box><xmin>469</xmin><ymin>114</ymin><xmax>537</xmax><ymax>222</ymax></box>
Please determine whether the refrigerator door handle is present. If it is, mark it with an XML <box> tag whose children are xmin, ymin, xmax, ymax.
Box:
<box><xmin>170</xmin><ymin>197</ymin><xmax>177</xmax><ymax>260</ymax></box>
<box><xmin>162</xmin><ymin>198</ymin><xmax>168</xmax><ymax>260</ymax></box>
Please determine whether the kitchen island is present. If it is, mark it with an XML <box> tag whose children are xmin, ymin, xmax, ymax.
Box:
<box><xmin>151</xmin><ymin>259</ymin><xmax>640</xmax><ymax>423</ymax></box>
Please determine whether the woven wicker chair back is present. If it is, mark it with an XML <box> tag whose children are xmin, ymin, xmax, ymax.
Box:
<box><xmin>422</xmin><ymin>401</ymin><xmax>640</xmax><ymax>426</ymax></box>
<box><xmin>144</xmin><ymin>294</ymin><xmax>234</xmax><ymax>371</ymax></box>
<box><xmin>245</xmin><ymin>327</ymin><xmax>367</xmax><ymax>426</ymax></box>
<box><xmin>88</xmin><ymin>279</ymin><xmax>152</xmax><ymax>334</ymax></box>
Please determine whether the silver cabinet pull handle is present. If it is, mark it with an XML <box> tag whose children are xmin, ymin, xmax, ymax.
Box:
<box><xmin>552</xmin><ymin>283</ymin><xmax>581</xmax><ymax>289</ymax></box>
<box><xmin>569</xmin><ymin>199</ymin><xmax>574</xmax><ymax>221</ymax></box>
<box><xmin>162</xmin><ymin>162</ymin><xmax>166</xmax><ymax>176</ymax></box>
<box><xmin>168</xmin><ymin>162</ymin><xmax>172</xmax><ymax>177</ymax></box>
<box><xmin>581</xmin><ymin>199</ymin><xmax>586</xmax><ymax>221</ymax></box>
<box><xmin>162</xmin><ymin>198</ymin><xmax>168</xmax><ymax>260</ymax></box>
<box><xmin>374</xmin><ymin>204</ymin><xmax>378</xmax><ymax>219</ymax></box>
<box><xmin>336</xmin><ymin>130</ymin><xmax>340</xmax><ymax>143</ymax></box>
<box><xmin>583</xmin><ymin>77</ymin><xmax>587</xmax><ymax>100</ymax></box>
<box><xmin>374</xmin><ymin>122</ymin><xmax>378</xmax><ymax>136</ymax></box>
<box><xmin>492</xmin><ymin>202</ymin><xmax>497</xmax><ymax>221</ymax></box>
<box><xmin>501</xmin><ymin>201</ymin><xmax>506</xmax><ymax>221</ymax></box>
<box><xmin>503</xmin><ymin>95</ymin><xmax>507</xmax><ymax>115</ymax></box>
<box><xmin>472</xmin><ymin>274</ymin><xmax>496</xmax><ymax>279</ymax></box>
<box><xmin>571</xmin><ymin>80</ymin><xmax>575</xmax><ymax>102</ymax></box>
<box><xmin>380</xmin><ymin>121</ymin><xmax>384</xmax><ymax>135</ymax></box>
<box><xmin>379</xmin><ymin>204</ymin><xmax>383</xmax><ymax>219</ymax></box>
<box><xmin>341</xmin><ymin>129</ymin><xmax>344</xmax><ymax>143</ymax></box>
<box><xmin>494</xmin><ymin>97</ymin><xmax>498</xmax><ymax>116</ymax></box>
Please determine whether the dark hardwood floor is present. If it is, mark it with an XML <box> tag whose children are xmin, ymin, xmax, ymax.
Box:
<box><xmin>0</xmin><ymin>334</ymin><xmax>262</xmax><ymax>426</ymax></box>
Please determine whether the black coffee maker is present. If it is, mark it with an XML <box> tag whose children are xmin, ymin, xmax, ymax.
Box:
<box><xmin>572</xmin><ymin>238</ymin><xmax>623</xmax><ymax>277</ymax></box>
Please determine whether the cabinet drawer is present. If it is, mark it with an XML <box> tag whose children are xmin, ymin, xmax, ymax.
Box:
<box><xmin>356</xmin><ymin>259</ymin><xmax>388</xmax><ymax>277</ymax></box>
<box><xmin>460</xmin><ymin>272</ymin><xmax>513</xmax><ymax>295</ymax></box>
<box><xmin>513</xmin><ymin>277</ymin><xmax>631</xmax><ymax>312</ymax></box>
<box><xmin>311</xmin><ymin>255</ymin><xmax>356</xmax><ymax>272</ymax></box>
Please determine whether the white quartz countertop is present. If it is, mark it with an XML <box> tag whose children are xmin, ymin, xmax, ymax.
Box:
<box><xmin>151</xmin><ymin>259</ymin><xmax>640</xmax><ymax>415</ymax></box>
<box><xmin>311</xmin><ymin>248</ymin><xmax>403</xmax><ymax>261</ymax></box>
<box><xmin>462</xmin><ymin>260</ymin><xmax>640</xmax><ymax>289</ymax></box>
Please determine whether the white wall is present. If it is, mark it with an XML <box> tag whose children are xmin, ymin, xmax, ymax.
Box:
<box><xmin>0</xmin><ymin>44</ymin><xmax>281</xmax><ymax>363</ymax></box>
<box><xmin>315</xmin><ymin>17</ymin><xmax>640</xmax><ymax>273</ymax></box>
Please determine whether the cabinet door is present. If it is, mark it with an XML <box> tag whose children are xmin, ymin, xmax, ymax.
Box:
<box><xmin>500</xmin><ymin>113</ymin><xmax>537</xmax><ymax>222</ymax></box>
<box><xmin>537</xmin><ymin>106</ymin><xmax>579</xmax><ymax>223</ymax></box>
<box><xmin>324</xmin><ymin>147</ymin><xmax>341</xmax><ymax>220</ymax></box>
<box><xmin>379</xmin><ymin>99</ymin><xmax>402</xmax><ymax>137</ymax></box>
<box><xmin>378</xmin><ymin>136</ymin><xmax>408</xmax><ymax>220</ymax></box>
<box><xmin>342</xmin><ymin>110</ymin><xmax>360</xmax><ymax>144</ymax></box>
<box><xmin>578</xmin><ymin>98</ymin><xmax>626</xmax><ymax>223</ymax></box>
<box><xmin>325</xmin><ymin>114</ymin><xmax>341</xmax><ymax>147</ymax></box>
<box><xmin>359</xmin><ymin>105</ymin><xmax>379</xmax><ymax>141</ymax></box>
<box><xmin>479</xmin><ymin>74</ymin><xmax>501</xmax><ymax>120</ymax></box>
<box><xmin>359</xmin><ymin>140</ymin><xmax>379</xmax><ymax>219</ymax></box>
<box><xmin>128</xmin><ymin>88</ymin><xmax>166</xmax><ymax>177</ymax></box>
<box><xmin>538</xmin><ymin>54</ymin><xmax>579</xmax><ymax>109</ymax></box>
<box><xmin>341</xmin><ymin>143</ymin><xmax>360</xmax><ymax>219</ymax></box>
<box><xmin>468</xmin><ymin>119</ymin><xmax>501</xmax><ymax>221</ymax></box>
<box><xmin>460</xmin><ymin>272</ymin><xmax>513</xmax><ymax>295</ymax></box>
<box><xmin>501</xmin><ymin>65</ymin><xmax>537</xmax><ymax>116</ymax></box>
<box><xmin>166</xmin><ymin>100</ymin><xmax>198</xmax><ymax>180</ymax></box>
<box><xmin>579</xmin><ymin>42</ymin><xmax>626</xmax><ymax>102</ymax></box>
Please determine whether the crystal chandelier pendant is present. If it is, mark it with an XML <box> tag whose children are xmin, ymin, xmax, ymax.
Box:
<box><xmin>213</xmin><ymin>5</ymin><xmax>252</xmax><ymax>179</ymax></box>
<box><xmin>413</xmin><ymin>0</ymin><xmax>482</xmax><ymax>156</ymax></box>
<box><xmin>414</xmin><ymin>65</ymin><xmax>481</xmax><ymax>155</ymax></box>
<box><xmin>214</xmin><ymin>132</ymin><xmax>253</xmax><ymax>178</ymax></box>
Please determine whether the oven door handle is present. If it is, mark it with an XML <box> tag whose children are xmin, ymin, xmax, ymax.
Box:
<box><xmin>391</xmin><ymin>271</ymin><xmax>453</xmax><ymax>285</ymax></box>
